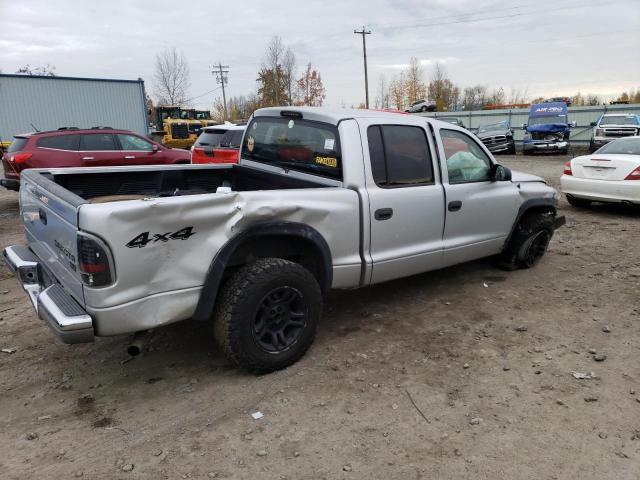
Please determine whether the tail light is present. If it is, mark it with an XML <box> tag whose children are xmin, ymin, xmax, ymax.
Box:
<box><xmin>11</xmin><ymin>153</ymin><xmax>33</xmax><ymax>164</ymax></box>
<box><xmin>563</xmin><ymin>161</ymin><xmax>573</xmax><ymax>176</ymax></box>
<box><xmin>624</xmin><ymin>166</ymin><xmax>640</xmax><ymax>180</ymax></box>
<box><xmin>77</xmin><ymin>233</ymin><xmax>114</xmax><ymax>287</ymax></box>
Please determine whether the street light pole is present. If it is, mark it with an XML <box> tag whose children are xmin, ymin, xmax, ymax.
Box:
<box><xmin>354</xmin><ymin>26</ymin><xmax>372</xmax><ymax>108</ymax></box>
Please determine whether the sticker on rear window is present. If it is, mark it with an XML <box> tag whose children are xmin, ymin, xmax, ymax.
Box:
<box><xmin>288</xmin><ymin>120</ymin><xmax>295</xmax><ymax>129</ymax></box>
<box><xmin>247</xmin><ymin>136</ymin><xmax>255</xmax><ymax>152</ymax></box>
<box><xmin>324</xmin><ymin>138</ymin><xmax>335</xmax><ymax>150</ymax></box>
<box><xmin>315</xmin><ymin>156</ymin><xmax>337</xmax><ymax>168</ymax></box>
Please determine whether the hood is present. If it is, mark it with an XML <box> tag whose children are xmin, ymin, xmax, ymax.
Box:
<box><xmin>527</xmin><ymin>123</ymin><xmax>567</xmax><ymax>133</ymax></box>
<box><xmin>510</xmin><ymin>170</ymin><xmax>545</xmax><ymax>183</ymax></box>
<box><xmin>477</xmin><ymin>128</ymin><xmax>510</xmax><ymax>138</ymax></box>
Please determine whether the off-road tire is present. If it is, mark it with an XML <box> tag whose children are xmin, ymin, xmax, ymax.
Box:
<box><xmin>496</xmin><ymin>213</ymin><xmax>555</xmax><ymax>271</ymax></box>
<box><xmin>566</xmin><ymin>194</ymin><xmax>591</xmax><ymax>208</ymax></box>
<box><xmin>212</xmin><ymin>258</ymin><xmax>322</xmax><ymax>374</ymax></box>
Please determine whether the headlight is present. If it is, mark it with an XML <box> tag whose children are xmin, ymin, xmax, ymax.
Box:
<box><xmin>523</xmin><ymin>133</ymin><xmax>531</xmax><ymax>141</ymax></box>
<box><xmin>595</xmin><ymin>128</ymin><xmax>604</xmax><ymax>136</ymax></box>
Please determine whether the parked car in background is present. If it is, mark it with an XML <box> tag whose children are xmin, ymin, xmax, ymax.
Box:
<box><xmin>544</xmin><ymin>97</ymin><xmax>572</xmax><ymax>107</ymax></box>
<box><xmin>589</xmin><ymin>113</ymin><xmax>640</xmax><ymax>152</ymax></box>
<box><xmin>561</xmin><ymin>136</ymin><xmax>640</xmax><ymax>207</ymax></box>
<box><xmin>191</xmin><ymin>125</ymin><xmax>246</xmax><ymax>164</ymax></box>
<box><xmin>0</xmin><ymin>127</ymin><xmax>190</xmax><ymax>191</ymax></box>
<box><xmin>438</xmin><ymin>117</ymin><xmax>467</xmax><ymax>129</ymax></box>
<box><xmin>190</xmin><ymin>123</ymin><xmax>235</xmax><ymax>164</ymax></box>
<box><xmin>475</xmin><ymin>120</ymin><xmax>516</xmax><ymax>154</ymax></box>
<box><xmin>405</xmin><ymin>99</ymin><xmax>436</xmax><ymax>113</ymax></box>
<box><xmin>522</xmin><ymin>102</ymin><xmax>574</xmax><ymax>154</ymax></box>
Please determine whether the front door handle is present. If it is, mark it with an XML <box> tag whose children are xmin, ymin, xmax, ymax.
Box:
<box><xmin>375</xmin><ymin>208</ymin><xmax>393</xmax><ymax>221</ymax></box>
<box><xmin>81</xmin><ymin>156</ymin><xmax>94</xmax><ymax>160</ymax></box>
<box><xmin>124</xmin><ymin>155</ymin><xmax>136</xmax><ymax>159</ymax></box>
<box><xmin>448</xmin><ymin>200</ymin><xmax>462</xmax><ymax>212</ymax></box>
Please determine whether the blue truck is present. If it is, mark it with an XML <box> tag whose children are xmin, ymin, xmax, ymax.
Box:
<box><xmin>522</xmin><ymin>102</ymin><xmax>574</xmax><ymax>154</ymax></box>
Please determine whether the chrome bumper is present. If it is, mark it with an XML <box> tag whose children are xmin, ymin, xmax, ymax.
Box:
<box><xmin>3</xmin><ymin>245</ymin><xmax>94</xmax><ymax>344</ymax></box>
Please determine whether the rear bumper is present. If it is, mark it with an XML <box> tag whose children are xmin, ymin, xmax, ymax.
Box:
<box><xmin>560</xmin><ymin>175</ymin><xmax>640</xmax><ymax>204</ymax></box>
<box><xmin>3</xmin><ymin>245</ymin><xmax>94</xmax><ymax>344</ymax></box>
<box><xmin>0</xmin><ymin>178</ymin><xmax>20</xmax><ymax>191</ymax></box>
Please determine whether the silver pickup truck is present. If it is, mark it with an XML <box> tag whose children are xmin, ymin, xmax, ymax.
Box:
<box><xmin>4</xmin><ymin>107</ymin><xmax>565</xmax><ymax>373</ymax></box>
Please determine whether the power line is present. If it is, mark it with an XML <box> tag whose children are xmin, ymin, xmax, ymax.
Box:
<box><xmin>354</xmin><ymin>26</ymin><xmax>372</xmax><ymax>108</ymax></box>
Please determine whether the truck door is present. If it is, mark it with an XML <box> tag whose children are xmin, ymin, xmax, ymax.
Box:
<box><xmin>436</xmin><ymin>127</ymin><xmax>520</xmax><ymax>266</ymax></box>
<box><xmin>362</xmin><ymin>122</ymin><xmax>445</xmax><ymax>284</ymax></box>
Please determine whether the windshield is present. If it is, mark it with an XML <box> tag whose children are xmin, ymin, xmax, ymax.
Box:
<box><xmin>599</xmin><ymin>115</ymin><xmax>639</xmax><ymax>126</ymax></box>
<box><xmin>242</xmin><ymin>117</ymin><xmax>341</xmax><ymax>180</ymax></box>
<box><xmin>529</xmin><ymin>115</ymin><xmax>567</xmax><ymax>126</ymax></box>
<box><xmin>596</xmin><ymin>138</ymin><xmax>640</xmax><ymax>155</ymax></box>
<box><xmin>478</xmin><ymin>121</ymin><xmax>509</xmax><ymax>133</ymax></box>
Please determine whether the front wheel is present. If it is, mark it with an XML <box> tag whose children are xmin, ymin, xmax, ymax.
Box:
<box><xmin>420</xmin><ymin>106</ymin><xmax>427</xmax><ymax>112</ymax></box>
<box><xmin>212</xmin><ymin>258</ymin><xmax>322</xmax><ymax>374</ymax></box>
<box><xmin>497</xmin><ymin>213</ymin><xmax>555</xmax><ymax>270</ymax></box>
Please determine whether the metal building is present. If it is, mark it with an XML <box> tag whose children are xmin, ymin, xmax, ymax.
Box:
<box><xmin>417</xmin><ymin>103</ymin><xmax>640</xmax><ymax>145</ymax></box>
<box><xmin>0</xmin><ymin>74</ymin><xmax>148</xmax><ymax>142</ymax></box>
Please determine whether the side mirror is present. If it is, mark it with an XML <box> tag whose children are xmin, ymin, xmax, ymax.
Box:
<box><xmin>590</xmin><ymin>121</ymin><xmax>597</xmax><ymax>127</ymax></box>
<box><xmin>521</xmin><ymin>123</ymin><xmax>527</xmax><ymax>130</ymax></box>
<box><xmin>151</xmin><ymin>144</ymin><xmax>160</xmax><ymax>153</ymax></box>
<box><xmin>491</xmin><ymin>164</ymin><xmax>512</xmax><ymax>182</ymax></box>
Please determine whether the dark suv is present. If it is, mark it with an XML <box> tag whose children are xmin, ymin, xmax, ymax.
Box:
<box><xmin>1</xmin><ymin>127</ymin><xmax>191</xmax><ymax>191</ymax></box>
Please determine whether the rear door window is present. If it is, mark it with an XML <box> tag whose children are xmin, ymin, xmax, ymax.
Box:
<box><xmin>80</xmin><ymin>134</ymin><xmax>118</xmax><ymax>151</ymax></box>
<box><xmin>36</xmin><ymin>135</ymin><xmax>80</xmax><ymax>151</ymax></box>
<box><xmin>8</xmin><ymin>137</ymin><xmax>28</xmax><ymax>152</ymax></box>
<box><xmin>242</xmin><ymin>117</ymin><xmax>341</xmax><ymax>180</ymax></box>
<box><xmin>367</xmin><ymin>125</ymin><xmax>434</xmax><ymax>187</ymax></box>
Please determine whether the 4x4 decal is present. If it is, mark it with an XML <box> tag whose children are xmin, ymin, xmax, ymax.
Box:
<box><xmin>126</xmin><ymin>227</ymin><xmax>196</xmax><ymax>248</ymax></box>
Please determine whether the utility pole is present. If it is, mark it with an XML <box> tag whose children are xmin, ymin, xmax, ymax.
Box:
<box><xmin>354</xmin><ymin>26</ymin><xmax>371</xmax><ymax>108</ymax></box>
<box><xmin>212</xmin><ymin>63</ymin><xmax>229</xmax><ymax>120</ymax></box>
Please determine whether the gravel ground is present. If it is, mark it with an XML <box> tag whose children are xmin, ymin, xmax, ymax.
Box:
<box><xmin>1</xmin><ymin>154</ymin><xmax>639</xmax><ymax>479</ymax></box>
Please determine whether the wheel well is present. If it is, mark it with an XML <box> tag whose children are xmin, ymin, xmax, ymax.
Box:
<box><xmin>225</xmin><ymin>234</ymin><xmax>328</xmax><ymax>291</ymax></box>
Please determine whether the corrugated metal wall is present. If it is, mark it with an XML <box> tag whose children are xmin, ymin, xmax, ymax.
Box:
<box><xmin>0</xmin><ymin>74</ymin><xmax>147</xmax><ymax>141</ymax></box>
<box><xmin>417</xmin><ymin>104</ymin><xmax>640</xmax><ymax>144</ymax></box>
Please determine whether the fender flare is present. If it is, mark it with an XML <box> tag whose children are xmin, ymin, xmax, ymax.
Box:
<box><xmin>503</xmin><ymin>198</ymin><xmax>557</xmax><ymax>248</ymax></box>
<box><xmin>193</xmin><ymin>221</ymin><xmax>332</xmax><ymax>322</ymax></box>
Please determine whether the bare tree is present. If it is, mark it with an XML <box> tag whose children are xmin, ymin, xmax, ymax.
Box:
<box><xmin>283</xmin><ymin>48</ymin><xmax>296</xmax><ymax>106</ymax></box>
<box><xmin>375</xmin><ymin>74</ymin><xmax>390</xmax><ymax>109</ymax></box>
<box><xmin>16</xmin><ymin>64</ymin><xmax>56</xmax><ymax>76</ymax></box>
<box><xmin>405</xmin><ymin>57</ymin><xmax>426</xmax><ymax>105</ymax></box>
<box><xmin>461</xmin><ymin>85</ymin><xmax>488</xmax><ymax>110</ymax></box>
<box><xmin>153</xmin><ymin>47</ymin><xmax>191</xmax><ymax>106</ymax></box>
<box><xmin>263</xmin><ymin>36</ymin><xmax>286</xmax><ymax>105</ymax></box>
<box><xmin>428</xmin><ymin>63</ymin><xmax>459</xmax><ymax>111</ymax></box>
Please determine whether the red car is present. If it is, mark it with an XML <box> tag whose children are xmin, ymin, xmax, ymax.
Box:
<box><xmin>191</xmin><ymin>125</ymin><xmax>245</xmax><ymax>164</ymax></box>
<box><xmin>1</xmin><ymin>127</ymin><xmax>191</xmax><ymax>191</ymax></box>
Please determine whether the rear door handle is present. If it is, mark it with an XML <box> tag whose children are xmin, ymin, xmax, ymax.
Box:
<box><xmin>124</xmin><ymin>155</ymin><xmax>136</xmax><ymax>159</ymax></box>
<box><xmin>374</xmin><ymin>208</ymin><xmax>393</xmax><ymax>221</ymax></box>
<box><xmin>448</xmin><ymin>200</ymin><xmax>462</xmax><ymax>212</ymax></box>
<box><xmin>81</xmin><ymin>156</ymin><xmax>94</xmax><ymax>160</ymax></box>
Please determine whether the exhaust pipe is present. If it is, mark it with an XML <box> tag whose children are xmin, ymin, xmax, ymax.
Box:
<box><xmin>127</xmin><ymin>330</ymin><xmax>150</xmax><ymax>357</ymax></box>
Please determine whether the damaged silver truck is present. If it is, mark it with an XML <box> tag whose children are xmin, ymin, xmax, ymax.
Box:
<box><xmin>4</xmin><ymin>107</ymin><xmax>565</xmax><ymax>373</ymax></box>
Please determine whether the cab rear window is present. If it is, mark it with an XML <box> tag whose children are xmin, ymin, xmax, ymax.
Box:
<box><xmin>242</xmin><ymin>117</ymin><xmax>341</xmax><ymax>180</ymax></box>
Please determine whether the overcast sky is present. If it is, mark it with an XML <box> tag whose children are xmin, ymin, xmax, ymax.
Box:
<box><xmin>1</xmin><ymin>0</ymin><xmax>639</xmax><ymax>109</ymax></box>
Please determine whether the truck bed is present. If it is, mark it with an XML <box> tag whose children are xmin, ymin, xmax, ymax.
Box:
<box><xmin>40</xmin><ymin>164</ymin><xmax>329</xmax><ymax>202</ymax></box>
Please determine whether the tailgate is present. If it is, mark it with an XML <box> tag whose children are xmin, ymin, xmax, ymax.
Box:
<box><xmin>20</xmin><ymin>170</ymin><xmax>87</xmax><ymax>305</ymax></box>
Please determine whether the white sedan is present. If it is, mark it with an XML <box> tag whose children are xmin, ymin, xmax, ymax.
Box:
<box><xmin>560</xmin><ymin>136</ymin><xmax>640</xmax><ymax>207</ymax></box>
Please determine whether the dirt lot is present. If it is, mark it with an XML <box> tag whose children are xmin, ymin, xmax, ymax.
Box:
<box><xmin>1</xmin><ymin>154</ymin><xmax>639</xmax><ymax>480</ymax></box>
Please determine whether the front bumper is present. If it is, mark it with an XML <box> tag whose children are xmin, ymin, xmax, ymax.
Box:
<box><xmin>523</xmin><ymin>141</ymin><xmax>568</xmax><ymax>152</ymax></box>
<box><xmin>484</xmin><ymin>141</ymin><xmax>515</xmax><ymax>153</ymax></box>
<box><xmin>0</xmin><ymin>178</ymin><xmax>20</xmax><ymax>191</ymax></box>
<box><xmin>3</xmin><ymin>245</ymin><xmax>94</xmax><ymax>344</ymax></box>
<box><xmin>560</xmin><ymin>175</ymin><xmax>640</xmax><ymax>204</ymax></box>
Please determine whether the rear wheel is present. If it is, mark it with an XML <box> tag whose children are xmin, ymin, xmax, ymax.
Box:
<box><xmin>497</xmin><ymin>213</ymin><xmax>555</xmax><ymax>270</ymax></box>
<box><xmin>420</xmin><ymin>106</ymin><xmax>427</xmax><ymax>112</ymax></box>
<box><xmin>212</xmin><ymin>258</ymin><xmax>322</xmax><ymax>374</ymax></box>
<box><xmin>566</xmin><ymin>194</ymin><xmax>591</xmax><ymax>208</ymax></box>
